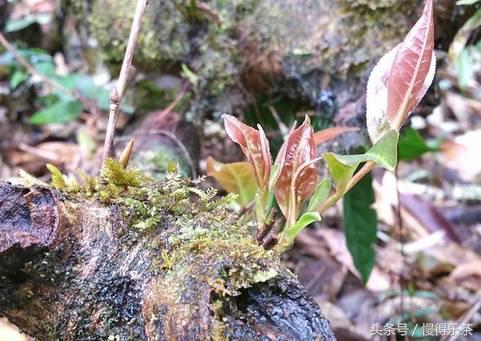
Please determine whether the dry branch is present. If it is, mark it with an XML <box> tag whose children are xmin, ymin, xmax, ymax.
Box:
<box><xmin>102</xmin><ymin>0</ymin><xmax>150</xmax><ymax>164</ymax></box>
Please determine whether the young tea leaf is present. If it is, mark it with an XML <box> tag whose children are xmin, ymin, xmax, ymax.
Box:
<box><xmin>343</xmin><ymin>173</ymin><xmax>377</xmax><ymax>285</ymax></box>
<box><xmin>274</xmin><ymin>116</ymin><xmax>318</xmax><ymax>223</ymax></box>
<box><xmin>366</xmin><ymin>0</ymin><xmax>435</xmax><ymax>142</ymax></box>
<box><xmin>282</xmin><ymin>211</ymin><xmax>321</xmax><ymax>248</ymax></box>
<box><xmin>386</xmin><ymin>0</ymin><xmax>435</xmax><ymax>129</ymax></box>
<box><xmin>206</xmin><ymin>157</ymin><xmax>257</xmax><ymax>206</ymax></box>
<box><xmin>366</xmin><ymin>46</ymin><xmax>399</xmax><ymax>143</ymax></box>
<box><xmin>307</xmin><ymin>178</ymin><xmax>332</xmax><ymax>212</ymax></box>
<box><xmin>223</xmin><ymin>114</ymin><xmax>272</xmax><ymax>192</ymax></box>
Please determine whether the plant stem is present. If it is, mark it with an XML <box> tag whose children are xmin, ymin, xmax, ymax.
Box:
<box><xmin>345</xmin><ymin>161</ymin><xmax>376</xmax><ymax>193</ymax></box>
<box><xmin>102</xmin><ymin>0</ymin><xmax>149</xmax><ymax>165</ymax></box>
<box><xmin>317</xmin><ymin>161</ymin><xmax>376</xmax><ymax>214</ymax></box>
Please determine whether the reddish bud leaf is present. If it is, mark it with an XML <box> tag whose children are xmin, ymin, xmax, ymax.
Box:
<box><xmin>386</xmin><ymin>0</ymin><xmax>435</xmax><ymax>128</ymax></box>
<box><xmin>366</xmin><ymin>0</ymin><xmax>435</xmax><ymax>142</ymax></box>
<box><xmin>313</xmin><ymin>126</ymin><xmax>359</xmax><ymax>146</ymax></box>
<box><xmin>274</xmin><ymin>116</ymin><xmax>318</xmax><ymax>222</ymax></box>
<box><xmin>223</xmin><ymin>114</ymin><xmax>272</xmax><ymax>191</ymax></box>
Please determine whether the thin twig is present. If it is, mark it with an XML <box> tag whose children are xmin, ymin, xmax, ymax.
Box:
<box><xmin>154</xmin><ymin>82</ymin><xmax>189</xmax><ymax>122</ymax></box>
<box><xmin>102</xmin><ymin>0</ymin><xmax>149</xmax><ymax>165</ymax></box>
<box><xmin>394</xmin><ymin>166</ymin><xmax>406</xmax><ymax>326</ymax></box>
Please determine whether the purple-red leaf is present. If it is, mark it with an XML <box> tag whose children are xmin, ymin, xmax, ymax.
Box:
<box><xmin>274</xmin><ymin>116</ymin><xmax>318</xmax><ymax>223</ymax></box>
<box><xmin>386</xmin><ymin>0</ymin><xmax>435</xmax><ymax>128</ymax></box>
<box><xmin>223</xmin><ymin>114</ymin><xmax>272</xmax><ymax>192</ymax></box>
<box><xmin>366</xmin><ymin>0</ymin><xmax>435</xmax><ymax>142</ymax></box>
<box><xmin>314</xmin><ymin>126</ymin><xmax>359</xmax><ymax>146</ymax></box>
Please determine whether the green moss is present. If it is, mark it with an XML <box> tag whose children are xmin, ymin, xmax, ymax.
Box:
<box><xmin>19</xmin><ymin>169</ymin><xmax>49</xmax><ymax>188</ymax></box>
<box><xmin>46</xmin><ymin>164</ymin><xmax>67</xmax><ymax>189</ymax></box>
<box><xmin>100</xmin><ymin>159</ymin><xmax>147</xmax><ymax>187</ymax></box>
<box><xmin>44</xmin><ymin>158</ymin><xmax>279</xmax><ymax>301</ymax></box>
<box><xmin>162</xmin><ymin>207</ymin><xmax>279</xmax><ymax>297</ymax></box>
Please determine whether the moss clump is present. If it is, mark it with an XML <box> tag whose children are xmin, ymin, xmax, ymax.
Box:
<box><xmin>43</xmin><ymin>160</ymin><xmax>148</xmax><ymax>203</ymax></box>
<box><xmin>164</xmin><ymin>211</ymin><xmax>279</xmax><ymax>296</ymax></box>
<box><xmin>45</xmin><ymin>159</ymin><xmax>279</xmax><ymax>290</ymax></box>
<box><xmin>31</xmin><ymin>158</ymin><xmax>282</xmax><ymax>339</ymax></box>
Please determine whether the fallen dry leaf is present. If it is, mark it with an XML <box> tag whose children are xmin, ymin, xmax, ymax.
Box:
<box><xmin>440</xmin><ymin>130</ymin><xmax>481</xmax><ymax>182</ymax></box>
<box><xmin>0</xmin><ymin>318</ymin><xmax>30</xmax><ymax>341</ymax></box>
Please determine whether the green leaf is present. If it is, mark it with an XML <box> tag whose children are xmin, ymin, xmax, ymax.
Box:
<box><xmin>323</xmin><ymin>130</ymin><xmax>399</xmax><ymax>191</ymax></box>
<box><xmin>307</xmin><ymin>178</ymin><xmax>331</xmax><ymax>212</ymax></box>
<box><xmin>5</xmin><ymin>13</ymin><xmax>52</xmax><ymax>33</ymax></box>
<box><xmin>266</xmin><ymin>164</ymin><xmax>281</xmax><ymax>211</ymax></box>
<box><xmin>334</xmin><ymin>130</ymin><xmax>399</xmax><ymax>171</ymax></box>
<box><xmin>34</xmin><ymin>61</ymin><xmax>56</xmax><ymax>78</ymax></box>
<box><xmin>69</xmin><ymin>75</ymin><xmax>111</xmax><ymax>110</ymax></box>
<box><xmin>343</xmin><ymin>173</ymin><xmax>377</xmax><ymax>285</ymax></box>
<box><xmin>284</xmin><ymin>211</ymin><xmax>321</xmax><ymax>245</ymax></box>
<box><xmin>398</xmin><ymin>127</ymin><xmax>438</xmax><ymax>160</ymax></box>
<box><xmin>181</xmin><ymin>63</ymin><xmax>199</xmax><ymax>86</ymax></box>
<box><xmin>268</xmin><ymin>164</ymin><xmax>281</xmax><ymax>191</ymax></box>
<box><xmin>323</xmin><ymin>153</ymin><xmax>357</xmax><ymax>192</ymax></box>
<box><xmin>206</xmin><ymin>157</ymin><xmax>257</xmax><ymax>206</ymax></box>
<box><xmin>10</xmin><ymin>70</ymin><xmax>28</xmax><ymax>89</ymax></box>
<box><xmin>30</xmin><ymin>100</ymin><xmax>83</xmax><ymax>125</ymax></box>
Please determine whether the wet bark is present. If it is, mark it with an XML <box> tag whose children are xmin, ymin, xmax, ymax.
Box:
<box><xmin>0</xmin><ymin>182</ymin><xmax>335</xmax><ymax>340</ymax></box>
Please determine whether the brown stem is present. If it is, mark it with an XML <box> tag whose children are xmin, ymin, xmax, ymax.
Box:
<box><xmin>102</xmin><ymin>0</ymin><xmax>149</xmax><ymax>165</ymax></box>
<box><xmin>394</xmin><ymin>165</ymin><xmax>406</xmax><ymax>321</ymax></box>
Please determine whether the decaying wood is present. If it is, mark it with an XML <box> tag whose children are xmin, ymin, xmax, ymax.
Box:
<box><xmin>0</xmin><ymin>180</ymin><xmax>335</xmax><ymax>340</ymax></box>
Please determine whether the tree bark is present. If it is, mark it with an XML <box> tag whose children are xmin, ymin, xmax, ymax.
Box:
<box><xmin>0</xmin><ymin>179</ymin><xmax>335</xmax><ymax>340</ymax></box>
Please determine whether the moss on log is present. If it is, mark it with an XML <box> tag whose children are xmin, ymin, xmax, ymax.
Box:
<box><xmin>0</xmin><ymin>162</ymin><xmax>335</xmax><ymax>340</ymax></box>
